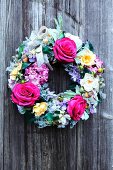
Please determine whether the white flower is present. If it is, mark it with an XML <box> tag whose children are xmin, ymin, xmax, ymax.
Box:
<box><xmin>81</xmin><ymin>111</ymin><xmax>89</xmax><ymax>120</ymax></box>
<box><xmin>65</xmin><ymin>33</ymin><xmax>82</xmax><ymax>51</ymax></box>
<box><xmin>80</xmin><ymin>73</ymin><xmax>99</xmax><ymax>92</ymax></box>
<box><xmin>48</xmin><ymin>28</ymin><xmax>59</xmax><ymax>41</ymax></box>
<box><xmin>59</xmin><ymin>114</ymin><xmax>71</xmax><ymax>125</ymax></box>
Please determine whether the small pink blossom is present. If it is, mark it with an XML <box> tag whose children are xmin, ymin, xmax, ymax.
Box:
<box><xmin>24</xmin><ymin>63</ymin><xmax>49</xmax><ymax>87</ymax></box>
<box><xmin>89</xmin><ymin>56</ymin><xmax>103</xmax><ymax>73</ymax></box>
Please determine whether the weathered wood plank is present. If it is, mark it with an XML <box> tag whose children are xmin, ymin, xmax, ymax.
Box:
<box><xmin>0</xmin><ymin>0</ymin><xmax>5</xmax><ymax>169</ymax></box>
<box><xmin>0</xmin><ymin>0</ymin><xmax>26</xmax><ymax>170</ymax></box>
<box><xmin>84</xmin><ymin>0</ymin><xmax>113</xmax><ymax>170</ymax></box>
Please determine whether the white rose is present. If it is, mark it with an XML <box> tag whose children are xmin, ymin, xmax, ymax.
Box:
<box><xmin>80</xmin><ymin>73</ymin><xmax>99</xmax><ymax>92</ymax></box>
<box><xmin>65</xmin><ymin>33</ymin><xmax>82</xmax><ymax>51</ymax></box>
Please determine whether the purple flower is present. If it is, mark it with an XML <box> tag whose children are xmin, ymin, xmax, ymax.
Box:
<box><xmin>60</xmin><ymin>103</ymin><xmax>67</xmax><ymax>111</ymax></box>
<box><xmin>46</xmin><ymin>90</ymin><xmax>57</xmax><ymax>101</ymax></box>
<box><xmin>28</xmin><ymin>54</ymin><xmax>36</xmax><ymax>62</ymax></box>
<box><xmin>23</xmin><ymin>47</ymin><xmax>29</xmax><ymax>54</ymax></box>
<box><xmin>65</xmin><ymin>65</ymin><xmax>80</xmax><ymax>83</ymax></box>
<box><xmin>23</xmin><ymin>47</ymin><xmax>36</xmax><ymax>63</ymax></box>
<box><xmin>90</xmin><ymin>105</ymin><xmax>97</xmax><ymax>114</ymax></box>
<box><xmin>57</xmin><ymin>98</ymin><xmax>69</xmax><ymax>111</ymax></box>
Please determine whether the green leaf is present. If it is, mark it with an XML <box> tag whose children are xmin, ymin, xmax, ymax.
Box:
<box><xmin>88</xmin><ymin>41</ymin><xmax>94</xmax><ymax>52</ymax></box>
<box><xmin>64</xmin><ymin>90</ymin><xmax>76</xmax><ymax>99</ymax></box>
<box><xmin>69</xmin><ymin>83</ymin><xmax>77</xmax><ymax>91</ymax></box>
<box><xmin>45</xmin><ymin>113</ymin><xmax>54</xmax><ymax>122</ymax></box>
<box><xmin>53</xmin><ymin>116</ymin><xmax>59</xmax><ymax>121</ymax></box>
<box><xmin>54</xmin><ymin>18</ymin><xmax>59</xmax><ymax>29</ymax></box>
<box><xmin>42</xmin><ymin>46</ymin><xmax>52</xmax><ymax>54</ymax></box>
<box><xmin>28</xmin><ymin>117</ymin><xmax>37</xmax><ymax>124</ymax></box>
<box><xmin>58</xmin><ymin>15</ymin><xmax>63</xmax><ymax>30</ymax></box>
<box><xmin>59</xmin><ymin>32</ymin><xmax>65</xmax><ymax>39</ymax></box>
<box><xmin>75</xmin><ymin>85</ymin><xmax>81</xmax><ymax>95</ymax></box>
<box><xmin>83</xmin><ymin>67</ymin><xmax>92</xmax><ymax>74</ymax></box>
<box><xmin>54</xmin><ymin>111</ymin><xmax>60</xmax><ymax>115</ymax></box>
<box><xmin>54</xmin><ymin>15</ymin><xmax>63</xmax><ymax>32</ymax></box>
<box><xmin>44</xmin><ymin>112</ymin><xmax>59</xmax><ymax>124</ymax></box>
<box><xmin>85</xmin><ymin>41</ymin><xmax>94</xmax><ymax>52</ymax></box>
<box><xmin>24</xmin><ymin>110</ymin><xmax>35</xmax><ymax>124</ymax></box>
<box><xmin>18</xmin><ymin>43</ymin><xmax>25</xmax><ymax>59</ymax></box>
<box><xmin>22</xmin><ymin>62</ymin><xmax>31</xmax><ymax>69</ymax></box>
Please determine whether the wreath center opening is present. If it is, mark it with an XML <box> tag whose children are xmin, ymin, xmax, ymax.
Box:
<box><xmin>48</xmin><ymin>63</ymin><xmax>72</xmax><ymax>94</ymax></box>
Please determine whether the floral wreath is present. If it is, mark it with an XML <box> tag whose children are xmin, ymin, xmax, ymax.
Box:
<box><xmin>7</xmin><ymin>17</ymin><xmax>105</xmax><ymax>128</ymax></box>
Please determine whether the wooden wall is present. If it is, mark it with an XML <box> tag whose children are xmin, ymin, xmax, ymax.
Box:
<box><xmin>0</xmin><ymin>0</ymin><xmax>113</xmax><ymax>169</ymax></box>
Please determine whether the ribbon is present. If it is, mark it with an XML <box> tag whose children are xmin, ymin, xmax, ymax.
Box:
<box><xmin>36</xmin><ymin>45</ymin><xmax>53</xmax><ymax>70</ymax></box>
<box><xmin>27</xmin><ymin>26</ymin><xmax>53</xmax><ymax>70</ymax></box>
<box><xmin>38</xmin><ymin>26</ymin><xmax>48</xmax><ymax>39</ymax></box>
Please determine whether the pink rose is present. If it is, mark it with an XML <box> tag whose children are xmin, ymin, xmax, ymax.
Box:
<box><xmin>11</xmin><ymin>82</ymin><xmax>40</xmax><ymax>107</ymax></box>
<box><xmin>67</xmin><ymin>95</ymin><xmax>87</xmax><ymax>121</ymax></box>
<box><xmin>53</xmin><ymin>37</ymin><xmax>77</xmax><ymax>63</ymax></box>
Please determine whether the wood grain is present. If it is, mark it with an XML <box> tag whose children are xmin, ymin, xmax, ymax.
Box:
<box><xmin>0</xmin><ymin>0</ymin><xmax>113</xmax><ymax>170</ymax></box>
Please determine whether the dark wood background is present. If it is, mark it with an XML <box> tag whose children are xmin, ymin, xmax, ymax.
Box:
<box><xmin>0</xmin><ymin>0</ymin><xmax>113</xmax><ymax>170</ymax></box>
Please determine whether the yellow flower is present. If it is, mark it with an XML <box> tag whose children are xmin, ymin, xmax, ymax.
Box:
<box><xmin>77</xmin><ymin>49</ymin><xmax>96</xmax><ymax>66</ymax></box>
<box><xmin>33</xmin><ymin>102</ymin><xmax>48</xmax><ymax>117</ymax></box>
<box><xmin>10</xmin><ymin>62</ymin><xmax>22</xmax><ymax>80</ymax></box>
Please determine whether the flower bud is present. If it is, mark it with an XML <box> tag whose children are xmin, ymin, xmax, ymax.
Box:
<box><xmin>22</xmin><ymin>54</ymin><xmax>28</xmax><ymax>62</ymax></box>
<box><xmin>98</xmin><ymin>68</ymin><xmax>103</xmax><ymax>73</ymax></box>
<box><xmin>58</xmin><ymin>97</ymin><xmax>63</xmax><ymax>102</ymax></box>
<box><xmin>84</xmin><ymin>92</ymin><xmax>89</xmax><ymax>98</ymax></box>
<box><xmin>79</xmin><ymin>65</ymin><xmax>84</xmax><ymax>70</ymax></box>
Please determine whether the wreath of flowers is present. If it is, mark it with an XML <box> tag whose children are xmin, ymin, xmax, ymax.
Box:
<box><xmin>7</xmin><ymin>17</ymin><xmax>106</xmax><ymax>128</ymax></box>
